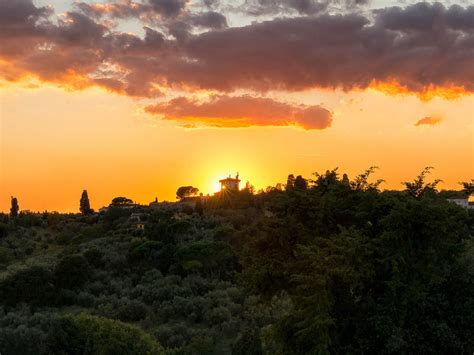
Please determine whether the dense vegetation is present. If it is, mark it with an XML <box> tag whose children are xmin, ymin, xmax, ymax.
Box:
<box><xmin>1</xmin><ymin>169</ymin><xmax>473</xmax><ymax>354</ymax></box>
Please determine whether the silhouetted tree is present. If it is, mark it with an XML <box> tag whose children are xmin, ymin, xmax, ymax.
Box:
<box><xmin>80</xmin><ymin>190</ymin><xmax>93</xmax><ymax>215</ymax></box>
<box><xmin>111</xmin><ymin>197</ymin><xmax>133</xmax><ymax>206</ymax></box>
<box><xmin>244</xmin><ymin>181</ymin><xmax>255</xmax><ymax>195</ymax></box>
<box><xmin>294</xmin><ymin>175</ymin><xmax>308</xmax><ymax>190</ymax></box>
<box><xmin>460</xmin><ymin>179</ymin><xmax>474</xmax><ymax>196</ymax></box>
<box><xmin>313</xmin><ymin>169</ymin><xmax>339</xmax><ymax>192</ymax></box>
<box><xmin>350</xmin><ymin>166</ymin><xmax>385</xmax><ymax>191</ymax></box>
<box><xmin>342</xmin><ymin>173</ymin><xmax>350</xmax><ymax>186</ymax></box>
<box><xmin>176</xmin><ymin>186</ymin><xmax>199</xmax><ymax>201</ymax></box>
<box><xmin>403</xmin><ymin>167</ymin><xmax>442</xmax><ymax>199</ymax></box>
<box><xmin>10</xmin><ymin>197</ymin><xmax>19</xmax><ymax>218</ymax></box>
<box><xmin>286</xmin><ymin>174</ymin><xmax>295</xmax><ymax>191</ymax></box>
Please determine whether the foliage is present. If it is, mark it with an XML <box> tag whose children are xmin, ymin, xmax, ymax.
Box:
<box><xmin>80</xmin><ymin>190</ymin><xmax>93</xmax><ymax>215</ymax></box>
<box><xmin>176</xmin><ymin>186</ymin><xmax>199</xmax><ymax>200</ymax></box>
<box><xmin>61</xmin><ymin>313</ymin><xmax>163</xmax><ymax>354</ymax></box>
<box><xmin>294</xmin><ymin>175</ymin><xmax>308</xmax><ymax>190</ymax></box>
<box><xmin>402</xmin><ymin>166</ymin><xmax>442</xmax><ymax>199</ymax></box>
<box><xmin>0</xmin><ymin>266</ymin><xmax>56</xmax><ymax>306</ymax></box>
<box><xmin>243</xmin><ymin>169</ymin><xmax>473</xmax><ymax>353</ymax></box>
<box><xmin>0</xmin><ymin>312</ymin><xmax>163</xmax><ymax>355</ymax></box>
<box><xmin>53</xmin><ymin>254</ymin><xmax>90</xmax><ymax>289</ymax></box>
<box><xmin>460</xmin><ymin>179</ymin><xmax>474</xmax><ymax>196</ymax></box>
<box><xmin>111</xmin><ymin>197</ymin><xmax>134</xmax><ymax>206</ymax></box>
<box><xmin>0</xmin><ymin>222</ymin><xmax>8</xmax><ymax>238</ymax></box>
<box><xmin>350</xmin><ymin>166</ymin><xmax>385</xmax><ymax>191</ymax></box>
<box><xmin>10</xmin><ymin>197</ymin><xmax>19</xmax><ymax>218</ymax></box>
<box><xmin>0</xmin><ymin>168</ymin><xmax>472</xmax><ymax>354</ymax></box>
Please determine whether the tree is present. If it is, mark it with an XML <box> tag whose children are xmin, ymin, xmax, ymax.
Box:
<box><xmin>111</xmin><ymin>196</ymin><xmax>134</xmax><ymax>206</ymax></box>
<box><xmin>80</xmin><ymin>190</ymin><xmax>93</xmax><ymax>215</ymax></box>
<box><xmin>294</xmin><ymin>175</ymin><xmax>308</xmax><ymax>190</ymax></box>
<box><xmin>176</xmin><ymin>186</ymin><xmax>199</xmax><ymax>201</ymax></box>
<box><xmin>244</xmin><ymin>179</ymin><xmax>474</xmax><ymax>353</ymax></box>
<box><xmin>244</xmin><ymin>181</ymin><xmax>256</xmax><ymax>194</ymax></box>
<box><xmin>313</xmin><ymin>169</ymin><xmax>340</xmax><ymax>192</ymax></box>
<box><xmin>0</xmin><ymin>265</ymin><xmax>56</xmax><ymax>306</ymax></box>
<box><xmin>10</xmin><ymin>197</ymin><xmax>19</xmax><ymax>218</ymax></box>
<box><xmin>61</xmin><ymin>313</ymin><xmax>164</xmax><ymax>354</ymax></box>
<box><xmin>402</xmin><ymin>166</ymin><xmax>442</xmax><ymax>199</ymax></box>
<box><xmin>350</xmin><ymin>166</ymin><xmax>385</xmax><ymax>191</ymax></box>
<box><xmin>54</xmin><ymin>255</ymin><xmax>90</xmax><ymax>289</ymax></box>
<box><xmin>342</xmin><ymin>173</ymin><xmax>350</xmax><ymax>186</ymax></box>
<box><xmin>460</xmin><ymin>179</ymin><xmax>474</xmax><ymax>196</ymax></box>
<box><xmin>286</xmin><ymin>174</ymin><xmax>296</xmax><ymax>190</ymax></box>
<box><xmin>0</xmin><ymin>222</ymin><xmax>8</xmax><ymax>238</ymax></box>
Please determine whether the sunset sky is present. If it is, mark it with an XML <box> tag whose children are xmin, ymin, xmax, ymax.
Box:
<box><xmin>1</xmin><ymin>0</ymin><xmax>473</xmax><ymax>212</ymax></box>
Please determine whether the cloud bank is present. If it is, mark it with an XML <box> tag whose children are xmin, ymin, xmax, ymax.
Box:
<box><xmin>0</xmin><ymin>0</ymin><xmax>473</xmax><ymax>128</ymax></box>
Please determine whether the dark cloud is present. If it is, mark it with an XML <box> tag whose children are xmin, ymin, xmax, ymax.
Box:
<box><xmin>145</xmin><ymin>95</ymin><xmax>333</xmax><ymax>129</ymax></box>
<box><xmin>241</xmin><ymin>0</ymin><xmax>369</xmax><ymax>16</ymax></box>
<box><xmin>190</xmin><ymin>11</ymin><xmax>228</xmax><ymax>29</ymax></box>
<box><xmin>0</xmin><ymin>0</ymin><xmax>51</xmax><ymax>24</ymax></box>
<box><xmin>0</xmin><ymin>1</ymin><xmax>473</xmax><ymax>99</ymax></box>
<box><xmin>148</xmin><ymin>0</ymin><xmax>188</xmax><ymax>18</ymax></box>
<box><xmin>242</xmin><ymin>0</ymin><xmax>328</xmax><ymax>15</ymax></box>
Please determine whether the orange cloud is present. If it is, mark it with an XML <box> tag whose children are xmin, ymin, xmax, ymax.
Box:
<box><xmin>414</xmin><ymin>117</ymin><xmax>442</xmax><ymax>127</ymax></box>
<box><xmin>145</xmin><ymin>95</ymin><xmax>333</xmax><ymax>130</ymax></box>
<box><xmin>370</xmin><ymin>81</ymin><xmax>468</xmax><ymax>101</ymax></box>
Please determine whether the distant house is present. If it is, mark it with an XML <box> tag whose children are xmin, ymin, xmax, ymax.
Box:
<box><xmin>447</xmin><ymin>198</ymin><xmax>474</xmax><ymax>209</ymax></box>
<box><xmin>219</xmin><ymin>174</ymin><xmax>241</xmax><ymax>192</ymax></box>
<box><xmin>129</xmin><ymin>213</ymin><xmax>145</xmax><ymax>230</ymax></box>
<box><xmin>129</xmin><ymin>213</ymin><xmax>142</xmax><ymax>222</ymax></box>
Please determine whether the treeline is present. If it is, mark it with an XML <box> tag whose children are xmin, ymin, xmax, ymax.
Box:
<box><xmin>0</xmin><ymin>168</ymin><xmax>473</xmax><ymax>354</ymax></box>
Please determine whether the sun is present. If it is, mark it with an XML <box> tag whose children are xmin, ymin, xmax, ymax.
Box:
<box><xmin>209</xmin><ymin>178</ymin><xmax>223</xmax><ymax>195</ymax></box>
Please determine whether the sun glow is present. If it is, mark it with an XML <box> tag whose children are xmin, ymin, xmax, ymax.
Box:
<box><xmin>209</xmin><ymin>178</ymin><xmax>223</xmax><ymax>195</ymax></box>
<box><xmin>369</xmin><ymin>80</ymin><xmax>467</xmax><ymax>100</ymax></box>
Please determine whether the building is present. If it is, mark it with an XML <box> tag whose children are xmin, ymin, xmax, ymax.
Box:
<box><xmin>219</xmin><ymin>173</ymin><xmax>241</xmax><ymax>192</ymax></box>
<box><xmin>447</xmin><ymin>198</ymin><xmax>474</xmax><ymax>209</ymax></box>
<box><xmin>149</xmin><ymin>197</ymin><xmax>159</xmax><ymax>208</ymax></box>
<box><xmin>129</xmin><ymin>213</ymin><xmax>146</xmax><ymax>231</ymax></box>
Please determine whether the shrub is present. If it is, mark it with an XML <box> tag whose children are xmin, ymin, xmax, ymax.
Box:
<box><xmin>0</xmin><ymin>266</ymin><xmax>56</xmax><ymax>306</ymax></box>
<box><xmin>53</xmin><ymin>255</ymin><xmax>90</xmax><ymax>289</ymax></box>
<box><xmin>61</xmin><ymin>313</ymin><xmax>164</xmax><ymax>354</ymax></box>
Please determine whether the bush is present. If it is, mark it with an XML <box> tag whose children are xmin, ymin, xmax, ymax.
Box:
<box><xmin>61</xmin><ymin>313</ymin><xmax>164</xmax><ymax>354</ymax></box>
<box><xmin>54</xmin><ymin>255</ymin><xmax>90</xmax><ymax>289</ymax></box>
<box><xmin>84</xmin><ymin>248</ymin><xmax>105</xmax><ymax>267</ymax></box>
<box><xmin>0</xmin><ymin>266</ymin><xmax>56</xmax><ymax>306</ymax></box>
<box><xmin>0</xmin><ymin>222</ymin><xmax>9</xmax><ymax>238</ymax></box>
<box><xmin>116</xmin><ymin>300</ymin><xmax>149</xmax><ymax>322</ymax></box>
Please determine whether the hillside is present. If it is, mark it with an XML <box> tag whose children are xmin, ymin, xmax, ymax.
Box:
<box><xmin>1</xmin><ymin>171</ymin><xmax>473</xmax><ymax>354</ymax></box>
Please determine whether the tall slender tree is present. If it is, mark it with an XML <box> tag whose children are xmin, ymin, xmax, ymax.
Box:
<box><xmin>10</xmin><ymin>197</ymin><xmax>19</xmax><ymax>218</ymax></box>
<box><xmin>286</xmin><ymin>174</ymin><xmax>295</xmax><ymax>191</ymax></box>
<box><xmin>80</xmin><ymin>190</ymin><xmax>92</xmax><ymax>215</ymax></box>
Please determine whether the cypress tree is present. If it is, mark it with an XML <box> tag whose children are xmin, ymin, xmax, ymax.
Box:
<box><xmin>80</xmin><ymin>190</ymin><xmax>92</xmax><ymax>215</ymax></box>
<box><xmin>10</xmin><ymin>197</ymin><xmax>19</xmax><ymax>218</ymax></box>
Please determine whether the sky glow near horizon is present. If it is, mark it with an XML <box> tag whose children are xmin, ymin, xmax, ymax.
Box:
<box><xmin>0</xmin><ymin>0</ymin><xmax>473</xmax><ymax>212</ymax></box>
